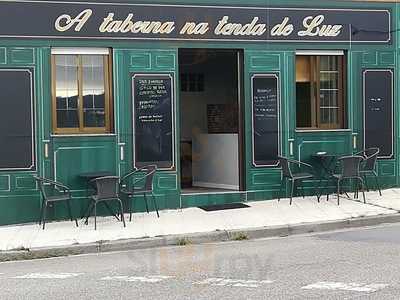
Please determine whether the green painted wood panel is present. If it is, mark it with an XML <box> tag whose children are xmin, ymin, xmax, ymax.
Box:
<box><xmin>114</xmin><ymin>48</ymin><xmax>180</xmax><ymax>211</ymax></box>
<box><xmin>244</xmin><ymin>50</ymin><xmax>293</xmax><ymax>200</ymax></box>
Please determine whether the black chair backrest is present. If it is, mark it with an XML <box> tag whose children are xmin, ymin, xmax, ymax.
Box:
<box><xmin>93</xmin><ymin>176</ymin><xmax>119</xmax><ymax>200</ymax></box>
<box><xmin>34</xmin><ymin>176</ymin><xmax>64</xmax><ymax>199</ymax></box>
<box><xmin>278</xmin><ymin>156</ymin><xmax>292</xmax><ymax>178</ymax></box>
<box><xmin>34</xmin><ymin>176</ymin><xmax>48</xmax><ymax>199</ymax></box>
<box><xmin>338</xmin><ymin>155</ymin><xmax>364</xmax><ymax>178</ymax></box>
<box><xmin>362</xmin><ymin>147</ymin><xmax>379</xmax><ymax>171</ymax></box>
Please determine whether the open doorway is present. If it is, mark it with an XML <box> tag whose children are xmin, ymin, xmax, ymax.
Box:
<box><xmin>179</xmin><ymin>49</ymin><xmax>243</xmax><ymax>194</ymax></box>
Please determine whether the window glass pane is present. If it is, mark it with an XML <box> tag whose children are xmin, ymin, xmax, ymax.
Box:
<box><xmin>82</xmin><ymin>55</ymin><xmax>106</xmax><ymax>127</ymax></box>
<box><xmin>55</xmin><ymin>55</ymin><xmax>79</xmax><ymax>128</ymax></box>
<box><xmin>296</xmin><ymin>56</ymin><xmax>312</xmax><ymax>127</ymax></box>
<box><xmin>320</xmin><ymin>56</ymin><xmax>338</xmax><ymax>71</ymax></box>
<box><xmin>319</xmin><ymin>56</ymin><xmax>340</xmax><ymax>126</ymax></box>
<box><xmin>320</xmin><ymin>107</ymin><xmax>338</xmax><ymax>125</ymax></box>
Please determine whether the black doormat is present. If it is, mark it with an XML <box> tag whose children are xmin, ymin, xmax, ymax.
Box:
<box><xmin>198</xmin><ymin>202</ymin><xmax>250</xmax><ymax>212</ymax></box>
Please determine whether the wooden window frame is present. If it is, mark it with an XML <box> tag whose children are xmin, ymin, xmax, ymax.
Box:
<box><xmin>51</xmin><ymin>53</ymin><xmax>113</xmax><ymax>134</ymax></box>
<box><xmin>296</xmin><ymin>54</ymin><xmax>346</xmax><ymax>130</ymax></box>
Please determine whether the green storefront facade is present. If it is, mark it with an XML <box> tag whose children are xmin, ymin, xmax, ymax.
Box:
<box><xmin>0</xmin><ymin>0</ymin><xmax>398</xmax><ymax>225</ymax></box>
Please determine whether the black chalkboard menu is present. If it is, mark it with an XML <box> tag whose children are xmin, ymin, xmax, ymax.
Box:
<box><xmin>207</xmin><ymin>104</ymin><xmax>238</xmax><ymax>134</ymax></box>
<box><xmin>0</xmin><ymin>69</ymin><xmax>35</xmax><ymax>170</ymax></box>
<box><xmin>363</xmin><ymin>69</ymin><xmax>393</xmax><ymax>159</ymax></box>
<box><xmin>132</xmin><ymin>74</ymin><xmax>174</xmax><ymax>169</ymax></box>
<box><xmin>251</xmin><ymin>74</ymin><xmax>280</xmax><ymax>167</ymax></box>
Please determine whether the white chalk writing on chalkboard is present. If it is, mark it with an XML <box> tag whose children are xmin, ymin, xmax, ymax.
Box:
<box><xmin>252</xmin><ymin>74</ymin><xmax>280</xmax><ymax>167</ymax></box>
<box><xmin>133</xmin><ymin>74</ymin><xmax>174</xmax><ymax>169</ymax></box>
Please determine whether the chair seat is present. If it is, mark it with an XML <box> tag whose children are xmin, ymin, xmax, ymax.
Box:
<box><xmin>91</xmin><ymin>195</ymin><xmax>119</xmax><ymax>202</ymax></box>
<box><xmin>332</xmin><ymin>174</ymin><xmax>361</xmax><ymax>180</ymax></box>
<box><xmin>46</xmin><ymin>194</ymin><xmax>71</xmax><ymax>202</ymax></box>
<box><xmin>120</xmin><ymin>188</ymin><xmax>152</xmax><ymax>196</ymax></box>
<box><xmin>292</xmin><ymin>172</ymin><xmax>313</xmax><ymax>180</ymax></box>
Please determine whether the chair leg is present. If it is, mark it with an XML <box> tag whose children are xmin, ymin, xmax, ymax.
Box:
<box><xmin>326</xmin><ymin>180</ymin><xmax>329</xmax><ymax>201</ymax></box>
<box><xmin>129</xmin><ymin>196</ymin><xmax>133</xmax><ymax>222</ymax></box>
<box><xmin>363</xmin><ymin>174</ymin><xmax>370</xmax><ymax>192</ymax></box>
<box><xmin>278</xmin><ymin>179</ymin><xmax>285</xmax><ymax>202</ymax></box>
<box><xmin>374</xmin><ymin>173</ymin><xmax>382</xmax><ymax>196</ymax></box>
<box><xmin>39</xmin><ymin>199</ymin><xmax>45</xmax><ymax>226</ymax></box>
<box><xmin>94</xmin><ymin>202</ymin><xmax>97</xmax><ymax>230</ymax></box>
<box><xmin>152</xmin><ymin>194</ymin><xmax>159</xmax><ymax>218</ymax></box>
<box><xmin>42</xmin><ymin>201</ymin><xmax>47</xmax><ymax>230</ymax></box>
<box><xmin>66</xmin><ymin>199</ymin><xmax>78</xmax><ymax>227</ymax></box>
<box><xmin>117</xmin><ymin>199</ymin><xmax>126</xmax><ymax>227</ymax></box>
<box><xmin>299</xmin><ymin>180</ymin><xmax>305</xmax><ymax>198</ymax></box>
<box><xmin>84</xmin><ymin>201</ymin><xmax>95</xmax><ymax>225</ymax></box>
<box><xmin>353</xmin><ymin>179</ymin><xmax>359</xmax><ymax>199</ymax></box>
<box><xmin>144</xmin><ymin>194</ymin><xmax>149</xmax><ymax>213</ymax></box>
<box><xmin>337</xmin><ymin>179</ymin><xmax>341</xmax><ymax>205</ymax></box>
<box><xmin>359</xmin><ymin>178</ymin><xmax>366</xmax><ymax>203</ymax></box>
<box><xmin>314</xmin><ymin>179</ymin><xmax>321</xmax><ymax>203</ymax></box>
<box><xmin>290</xmin><ymin>180</ymin><xmax>294</xmax><ymax>205</ymax></box>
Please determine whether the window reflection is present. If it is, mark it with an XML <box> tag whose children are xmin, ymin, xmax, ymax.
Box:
<box><xmin>82</xmin><ymin>55</ymin><xmax>106</xmax><ymax>127</ymax></box>
<box><xmin>55</xmin><ymin>55</ymin><xmax>79</xmax><ymax>128</ymax></box>
<box><xmin>296</xmin><ymin>55</ymin><xmax>345</xmax><ymax>129</ymax></box>
<box><xmin>52</xmin><ymin>52</ymin><xmax>112</xmax><ymax>133</ymax></box>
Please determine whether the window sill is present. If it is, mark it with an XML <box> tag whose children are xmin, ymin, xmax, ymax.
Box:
<box><xmin>50</xmin><ymin>133</ymin><xmax>116</xmax><ymax>137</ymax></box>
<box><xmin>295</xmin><ymin>128</ymin><xmax>351</xmax><ymax>133</ymax></box>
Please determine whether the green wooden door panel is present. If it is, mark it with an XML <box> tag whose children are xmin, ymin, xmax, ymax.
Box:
<box><xmin>0</xmin><ymin>175</ymin><xmax>10</xmax><ymax>191</ymax></box>
<box><xmin>130</xmin><ymin>53</ymin><xmax>152</xmax><ymax>69</ymax></box>
<box><xmin>357</xmin><ymin>50</ymin><xmax>397</xmax><ymax>183</ymax></box>
<box><xmin>0</xmin><ymin>48</ymin><xmax>6</xmax><ymax>64</ymax></box>
<box><xmin>114</xmin><ymin>48</ymin><xmax>179</xmax><ymax>211</ymax></box>
<box><xmin>244</xmin><ymin>50</ymin><xmax>293</xmax><ymax>200</ymax></box>
<box><xmin>0</xmin><ymin>46</ymin><xmax>44</xmax><ymax>225</ymax></box>
<box><xmin>8</xmin><ymin>48</ymin><xmax>35</xmax><ymax>65</ymax></box>
<box><xmin>52</xmin><ymin>137</ymin><xmax>117</xmax><ymax>190</ymax></box>
<box><xmin>14</xmin><ymin>176</ymin><xmax>37</xmax><ymax>190</ymax></box>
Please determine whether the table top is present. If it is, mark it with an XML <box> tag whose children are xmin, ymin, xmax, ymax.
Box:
<box><xmin>311</xmin><ymin>152</ymin><xmax>337</xmax><ymax>157</ymax></box>
<box><xmin>311</xmin><ymin>152</ymin><xmax>347</xmax><ymax>160</ymax></box>
<box><xmin>78</xmin><ymin>171</ymin><xmax>114</xmax><ymax>180</ymax></box>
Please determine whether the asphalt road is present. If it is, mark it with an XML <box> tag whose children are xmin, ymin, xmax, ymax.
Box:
<box><xmin>1</xmin><ymin>224</ymin><xmax>400</xmax><ymax>299</ymax></box>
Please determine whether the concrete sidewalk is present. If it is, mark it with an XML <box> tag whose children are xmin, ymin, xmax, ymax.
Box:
<box><xmin>0</xmin><ymin>189</ymin><xmax>399</xmax><ymax>259</ymax></box>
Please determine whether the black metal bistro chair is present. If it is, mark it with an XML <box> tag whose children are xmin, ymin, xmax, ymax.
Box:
<box><xmin>277</xmin><ymin>156</ymin><xmax>315</xmax><ymax>205</ymax></box>
<box><xmin>332</xmin><ymin>155</ymin><xmax>366</xmax><ymax>205</ymax></box>
<box><xmin>84</xmin><ymin>176</ymin><xmax>126</xmax><ymax>230</ymax></box>
<box><xmin>355</xmin><ymin>147</ymin><xmax>382</xmax><ymax>196</ymax></box>
<box><xmin>119</xmin><ymin>165</ymin><xmax>159</xmax><ymax>221</ymax></box>
<box><xmin>34</xmin><ymin>176</ymin><xmax>78</xmax><ymax>230</ymax></box>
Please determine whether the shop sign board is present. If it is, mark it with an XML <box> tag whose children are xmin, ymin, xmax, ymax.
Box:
<box><xmin>0</xmin><ymin>1</ymin><xmax>391</xmax><ymax>43</ymax></box>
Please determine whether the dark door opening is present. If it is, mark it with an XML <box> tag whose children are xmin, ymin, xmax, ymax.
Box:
<box><xmin>179</xmin><ymin>49</ymin><xmax>244</xmax><ymax>194</ymax></box>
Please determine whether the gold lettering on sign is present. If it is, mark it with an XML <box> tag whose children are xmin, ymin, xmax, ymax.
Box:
<box><xmin>99</xmin><ymin>13</ymin><xmax>175</xmax><ymax>34</ymax></box>
<box><xmin>214</xmin><ymin>16</ymin><xmax>266</xmax><ymax>36</ymax></box>
<box><xmin>298</xmin><ymin>15</ymin><xmax>342</xmax><ymax>37</ymax></box>
<box><xmin>180</xmin><ymin>22</ymin><xmax>209</xmax><ymax>35</ymax></box>
<box><xmin>55</xmin><ymin>9</ymin><xmax>92</xmax><ymax>32</ymax></box>
<box><xmin>270</xmin><ymin>17</ymin><xmax>293</xmax><ymax>36</ymax></box>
